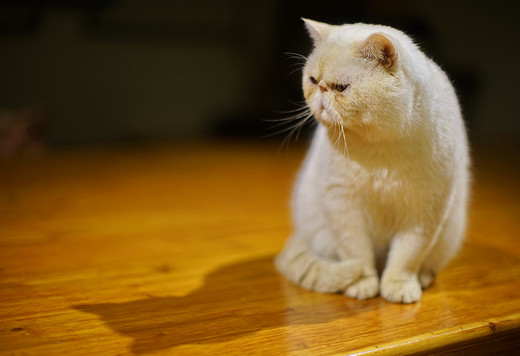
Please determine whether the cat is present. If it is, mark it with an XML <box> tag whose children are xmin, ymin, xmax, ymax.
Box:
<box><xmin>275</xmin><ymin>19</ymin><xmax>470</xmax><ymax>303</ymax></box>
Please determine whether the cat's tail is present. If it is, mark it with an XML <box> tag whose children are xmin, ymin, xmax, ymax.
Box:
<box><xmin>275</xmin><ymin>236</ymin><xmax>362</xmax><ymax>293</ymax></box>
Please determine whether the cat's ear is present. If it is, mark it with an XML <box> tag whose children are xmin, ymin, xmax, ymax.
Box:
<box><xmin>302</xmin><ymin>18</ymin><xmax>334</xmax><ymax>46</ymax></box>
<box><xmin>360</xmin><ymin>33</ymin><xmax>397</xmax><ymax>69</ymax></box>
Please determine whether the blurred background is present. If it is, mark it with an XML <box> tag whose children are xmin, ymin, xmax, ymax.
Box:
<box><xmin>0</xmin><ymin>0</ymin><xmax>518</xmax><ymax>155</ymax></box>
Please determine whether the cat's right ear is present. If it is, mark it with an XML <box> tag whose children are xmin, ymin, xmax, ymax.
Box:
<box><xmin>302</xmin><ymin>18</ymin><xmax>334</xmax><ymax>46</ymax></box>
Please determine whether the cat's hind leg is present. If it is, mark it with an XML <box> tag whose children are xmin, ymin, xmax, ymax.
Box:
<box><xmin>276</xmin><ymin>235</ymin><xmax>362</xmax><ymax>293</ymax></box>
<box><xmin>419</xmin><ymin>207</ymin><xmax>466</xmax><ymax>289</ymax></box>
<box><xmin>418</xmin><ymin>268</ymin><xmax>436</xmax><ymax>290</ymax></box>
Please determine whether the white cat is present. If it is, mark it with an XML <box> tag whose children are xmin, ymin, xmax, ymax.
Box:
<box><xmin>276</xmin><ymin>19</ymin><xmax>470</xmax><ymax>303</ymax></box>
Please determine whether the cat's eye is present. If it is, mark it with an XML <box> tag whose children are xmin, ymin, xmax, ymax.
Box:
<box><xmin>334</xmin><ymin>83</ymin><xmax>350</xmax><ymax>92</ymax></box>
<box><xmin>309</xmin><ymin>76</ymin><xmax>318</xmax><ymax>84</ymax></box>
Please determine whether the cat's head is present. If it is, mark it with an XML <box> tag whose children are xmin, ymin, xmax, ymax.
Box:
<box><xmin>302</xmin><ymin>19</ymin><xmax>418</xmax><ymax>144</ymax></box>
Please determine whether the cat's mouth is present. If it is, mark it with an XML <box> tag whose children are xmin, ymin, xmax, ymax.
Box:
<box><xmin>311</xmin><ymin>95</ymin><xmax>358</xmax><ymax>129</ymax></box>
<box><xmin>314</xmin><ymin>107</ymin><xmax>360</xmax><ymax>134</ymax></box>
<box><xmin>314</xmin><ymin>101</ymin><xmax>332</xmax><ymax>123</ymax></box>
<box><xmin>314</xmin><ymin>105</ymin><xmax>341</xmax><ymax>126</ymax></box>
<box><xmin>315</xmin><ymin>107</ymin><xmax>330</xmax><ymax>125</ymax></box>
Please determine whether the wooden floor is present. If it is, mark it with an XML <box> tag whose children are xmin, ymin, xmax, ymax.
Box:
<box><xmin>1</xmin><ymin>139</ymin><xmax>519</xmax><ymax>355</ymax></box>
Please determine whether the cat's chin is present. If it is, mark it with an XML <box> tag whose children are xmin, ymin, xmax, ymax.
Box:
<box><xmin>315</xmin><ymin>113</ymin><xmax>331</xmax><ymax>126</ymax></box>
<box><xmin>315</xmin><ymin>112</ymin><xmax>355</xmax><ymax>131</ymax></box>
<box><xmin>316</xmin><ymin>118</ymin><xmax>341</xmax><ymax>133</ymax></box>
<box><xmin>314</xmin><ymin>109</ymin><xmax>337</xmax><ymax>127</ymax></box>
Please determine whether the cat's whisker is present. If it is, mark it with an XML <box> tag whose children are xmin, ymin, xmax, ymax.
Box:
<box><xmin>335</xmin><ymin>124</ymin><xmax>343</xmax><ymax>152</ymax></box>
<box><xmin>276</xmin><ymin>112</ymin><xmax>315</xmax><ymax>151</ymax></box>
<box><xmin>286</xmin><ymin>98</ymin><xmax>308</xmax><ymax>108</ymax></box>
<box><xmin>330</xmin><ymin>107</ymin><xmax>352</xmax><ymax>168</ymax></box>
<box><xmin>273</xmin><ymin>106</ymin><xmax>311</xmax><ymax>116</ymax></box>
<box><xmin>340</xmin><ymin>123</ymin><xmax>352</xmax><ymax>168</ymax></box>
<box><xmin>284</xmin><ymin>52</ymin><xmax>308</xmax><ymax>79</ymax></box>
<box><xmin>284</xmin><ymin>52</ymin><xmax>308</xmax><ymax>62</ymax></box>
<box><xmin>288</xmin><ymin>111</ymin><xmax>313</xmax><ymax>134</ymax></box>
<box><xmin>293</xmin><ymin>112</ymin><xmax>315</xmax><ymax>141</ymax></box>
<box><xmin>267</xmin><ymin>120</ymin><xmax>306</xmax><ymax>133</ymax></box>
<box><xmin>332</xmin><ymin>121</ymin><xmax>342</xmax><ymax>151</ymax></box>
<box><xmin>287</xmin><ymin>66</ymin><xmax>305</xmax><ymax>78</ymax></box>
<box><xmin>265</xmin><ymin>111</ymin><xmax>312</xmax><ymax>129</ymax></box>
<box><xmin>264</xmin><ymin>108</ymin><xmax>314</xmax><ymax>143</ymax></box>
<box><xmin>265</xmin><ymin>106</ymin><xmax>309</xmax><ymax>120</ymax></box>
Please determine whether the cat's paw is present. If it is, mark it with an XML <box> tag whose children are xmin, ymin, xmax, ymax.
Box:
<box><xmin>418</xmin><ymin>269</ymin><xmax>435</xmax><ymax>289</ymax></box>
<box><xmin>345</xmin><ymin>275</ymin><xmax>379</xmax><ymax>300</ymax></box>
<box><xmin>301</xmin><ymin>259</ymin><xmax>362</xmax><ymax>293</ymax></box>
<box><xmin>380</xmin><ymin>276</ymin><xmax>422</xmax><ymax>304</ymax></box>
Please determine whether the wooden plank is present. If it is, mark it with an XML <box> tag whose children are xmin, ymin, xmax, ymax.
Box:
<box><xmin>1</xmin><ymin>141</ymin><xmax>519</xmax><ymax>355</ymax></box>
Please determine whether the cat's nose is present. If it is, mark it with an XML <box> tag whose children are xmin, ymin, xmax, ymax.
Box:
<box><xmin>318</xmin><ymin>80</ymin><xmax>328</xmax><ymax>92</ymax></box>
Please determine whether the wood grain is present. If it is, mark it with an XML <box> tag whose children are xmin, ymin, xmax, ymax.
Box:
<box><xmin>1</xmin><ymin>140</ymin><xmax>519</xmax><ymax>355</ymax></box>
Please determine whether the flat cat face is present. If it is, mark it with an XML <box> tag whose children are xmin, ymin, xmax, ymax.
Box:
<box><xmin>302</xmin><ymin>20</ymin><xmax>414</xmax><ymax>143</ymax></box>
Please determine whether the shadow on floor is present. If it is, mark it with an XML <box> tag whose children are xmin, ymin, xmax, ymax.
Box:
<box><xmin>75</xmin><ymin>256</ymin><xmax>380</xmax><ymax>354</ymax></box>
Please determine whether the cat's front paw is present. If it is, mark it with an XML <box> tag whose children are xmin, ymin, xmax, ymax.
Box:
<box><xmin>345</xmin><ymin>275</ymin><xmax>379</xmax><ymax>300</ymax></box>
<box><xmin>380</xmin><ymin>276</ymin><xmax>422</xmax><ymax>303</ymax></box>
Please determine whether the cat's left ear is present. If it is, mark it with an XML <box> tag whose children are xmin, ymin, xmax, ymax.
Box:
<box><xmin>302</xmin><ymin>18</ymin><xmax>335</xmax><ymax>46</ymax></box>
<box><xmin>360</xmin><ymin>33</ymin><xmax>397</xmax><ymax>69</ymax></box>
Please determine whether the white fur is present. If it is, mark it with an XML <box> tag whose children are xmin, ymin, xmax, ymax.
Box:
<box><xmin>276</xmin><ymin>20</ymin><xmax>470</xmax><ymax>303</ymax></box>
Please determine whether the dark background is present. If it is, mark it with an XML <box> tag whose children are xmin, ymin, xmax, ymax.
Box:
<box><xmin>0</xmin><ymin>0</ymin><xmax>518</xmax><ymax>149</ymax></box>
